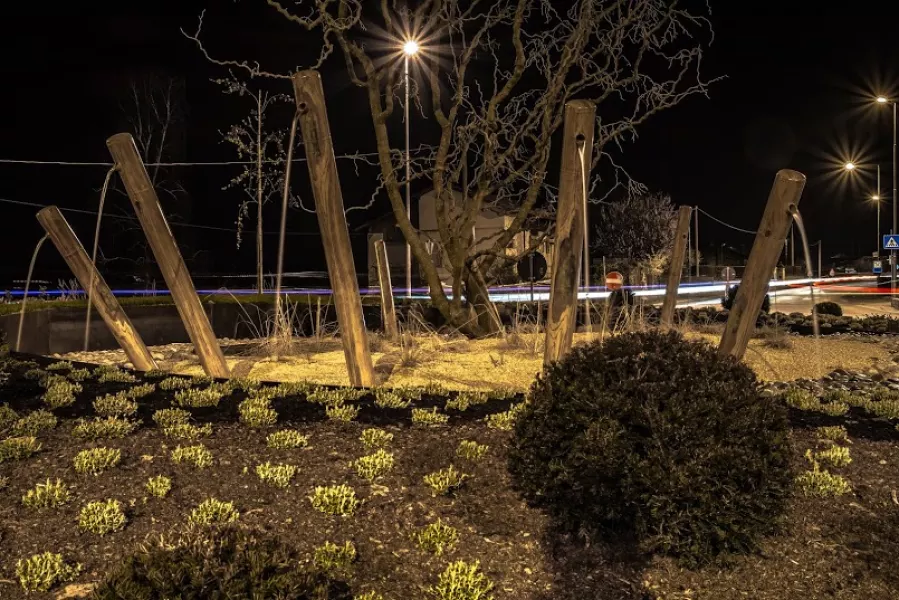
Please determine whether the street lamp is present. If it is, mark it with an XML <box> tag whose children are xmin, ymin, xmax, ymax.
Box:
<box><xmin>876</xmin><ymin>95</ymin><xmax>897</xmax><ymax>297</ymax></box>
<box><xmin>843</xmin><ymin>162</ymin><xmax>882</xmax><ymax>256</ymax></box>
<box><xmin>403</xmin><ymin>40</ymin><xmax>420</xmax><ymax>57</ymax></box>
<box><xmin>402</xmin><ymin>40</ymin><xmax>421</xmax><ymax>298</ymax></box>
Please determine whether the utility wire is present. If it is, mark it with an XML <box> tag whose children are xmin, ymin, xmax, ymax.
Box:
<box><xmin>0</xmin><ymin>146</ymin><xmax>435</xmax><ymax>168</ymax></box>
<box><xmin>0</xmin><ymin>157</ymin><xmax>333</xmax><ymax>167</ymax></box>
<box><xmin>697</xmin><ymin>207</ymin><xmax>758</xmax><ymax>235</ymax></box>
<box><xmin>0</xmin><ymin>197</ymin><xmax>366</xmax><ymax>236</ymax></box>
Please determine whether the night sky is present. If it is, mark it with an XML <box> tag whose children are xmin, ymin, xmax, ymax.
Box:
<box><xmin>1</xmin><ymin>1</ymin><xmax>897</xmax><ymax>284</ymax></box>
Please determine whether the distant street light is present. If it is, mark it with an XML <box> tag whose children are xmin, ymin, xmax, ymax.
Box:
<box><xmin>875</xmin><ymin>95</ymin><xmax>897</xmax><ymax>296</ymax></box>
<box><xmin>403</xmin><ymin>40</ymin><xmax>421</xmax><ymax>298</ymax></box>
<box><xmin>842</xmin><ymin>161</ymin><xmax>883</xmax><ymax>257</ymax></box>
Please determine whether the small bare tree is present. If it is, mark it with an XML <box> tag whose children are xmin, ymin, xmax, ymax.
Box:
<box><xmin>185</xmin><ymin>0</ymin><xmax>718</xmax><ymax>336</ymax></box>
<box><xmin>125</xmin><ymin>75</ymin><xmax>187</xmax><ymax>197</ymax></box>
<box><xmin>105</xmin><ymin>74</ymin><xmax>190</xmax><ymax>281</ymax></box>
<box><xmin>215</xmin><ymin>76</ymin><xmax>292</xmax><ymax>293</ymax></box>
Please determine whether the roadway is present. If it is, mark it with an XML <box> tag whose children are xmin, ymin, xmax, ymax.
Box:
<box><xmin>7</xmin><ymin>275</ymin><xmax>899</xmax><ymax>316</ymax></box>
<box><xmin>762</xmin><ymin>276</ymin><xmax>899</xmax><ymax>316</ymax></box>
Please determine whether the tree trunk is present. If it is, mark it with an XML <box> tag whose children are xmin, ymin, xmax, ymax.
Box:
<box><xmin>463</xmin><ymin>270</ymin><xmax>501</xmax><ymax>336</ymax></box>
<box><xmin>256</xmin><ymin>93</ymin><xmax>264</xmax><ymax>295</ymax></box>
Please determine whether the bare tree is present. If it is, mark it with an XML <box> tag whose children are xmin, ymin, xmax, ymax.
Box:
<box><xmin>593</xmin><ymin>192</ymin><xmax>678</xmax><ymax>284</ymax></box>
<box><xmin>105</xmin><ymin>74</ymin><xmax>190</xmax><ymax>281</ymax></box>
<box><xmin>185</xmin><ymin>0</ymin><xmax>718</xmax><ymax>336</ymax></box>
<box><xmin>125</xmin><ymin>75</ymin><xmax>187</xmax><ymax>195</ymax></box>
<box><xmin>215</xmin><ymin>76</ymin><xmax>292</xmax><ymax>293</ymax></box>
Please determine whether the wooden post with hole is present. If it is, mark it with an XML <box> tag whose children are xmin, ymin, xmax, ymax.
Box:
<box><xmin>374</xmin><ymin>239</ymin><xmax>399</xmax><ymax>341</ymax></box>
<box><xmin>292</xmin><ymin>70</ymin><xmax>375</xmax><ymax>387</ymax></box>
<box><xmin>660</xmin><ymin>205</ymin><xmax>693</xmax><ymax>327</ymax></box>
<box><xmin>544</xmin><ymin>100</ymin><xmax>596</xmax><ymax>366</ymax></box>
<box><xmin>719</xmin><ymin>169</ymin><xmax>806</xmax><ymax>359</ymax></box>
<box><xmin>36</xmin><ymin>206</ymin><xmax>158</xmax><ymax>371</ymax></box>
<box><xmin>106</xmin><ymin>133</ymin><xmax>230</xmax><ymax>378</ymax></box>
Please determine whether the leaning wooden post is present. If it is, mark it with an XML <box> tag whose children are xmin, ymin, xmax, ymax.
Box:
<box><xmin>292</xmin><ymin>70</ymin><xmax>375</xmax><ymax>387</ymax></box>
<box><xmin>544</xmin><ymin>100</ymin><xmax>596</xmax><ymax>366</ymax></box>
<box><xmin>36</xmin><ymin>206</ymin><xmax>158</xmax><ymax>371</ymax></box>
<box><xmin>106</xmin><ymin>134</ymin><xmax>230</xmax><ymax>378</ymax></box>
<box><xmin>374</xmin><ymin>239</ymin><xmax>399</xmax><ymax>341</ymax></box>
<box><xmin>719</xmin><ymin>169</ymin><xmax>806</xmax><ymax>359</ymax></box>
<box><xmin>660</xmin><ymin>205</ymin><xmax>693</xmax><ymax>326</ymax></box>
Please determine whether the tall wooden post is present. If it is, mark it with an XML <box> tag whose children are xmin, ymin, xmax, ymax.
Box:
<box><xmin>544</xmin><ymin>100</ymin><xmax>596</xmax><ymax>366</ymax></box>
<box><xmin>660</xmin><ymin>205</ymin><xmax>693</xmax><ymax>327</ymax></box>
<box><xmin>36</xmin><ymin>206</ymin><xmax>158</xmax><ymax>371</ymax></box>
<box><xmin>106</xmin><ymin>134</ymin><xmax>230</xmax><ymax>378</ymax></box>
<box><xmin>374</xmin><ymin>239</ymin><xmax>399</xmax><ymax>341</ymax></box>
<box><xmin>719</xmin><ymin>169</ymin><xmax>806</xmax><ymax>359</ymax></box>
<box><xmin>292</xmin><ymin>70</ymin><xmax>375</xmax><ymax>387</ymax></box>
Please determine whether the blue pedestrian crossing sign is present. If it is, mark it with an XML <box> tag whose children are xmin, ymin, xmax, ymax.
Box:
<box><xmin>884</xmin><ymin>235</ymin><xmax>899</xmax><ymax>250</ymax></box>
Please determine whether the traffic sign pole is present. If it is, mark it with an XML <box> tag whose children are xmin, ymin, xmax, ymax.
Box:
<box><xmin>892</xmin><ymin>100</ymin><xmax>896</xmax><ymax>304</ymax></box>
<box><xmin>529</xmin><ymin>252</ymin><xmax>535</xmax><ymax>303</ymax></box>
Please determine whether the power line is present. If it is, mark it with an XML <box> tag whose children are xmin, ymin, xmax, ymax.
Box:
<box><xmin>0</xmin><ymin>146</ymin><xmax>435</xmax><ymax>168</ymax></box>
<box><xmin>697</xmin><ymin>207</ymin><xmax>758</xmax><ymax>235</ymax></box>
<box><xmin>0</xmin><ymin>197</ymin><xmax>367</xmax><ymax>236</ymax></box>
<box><xmin>0</xmin><ymin>156</ymin><xmax>332</xmax><ymax>167</ymax></box>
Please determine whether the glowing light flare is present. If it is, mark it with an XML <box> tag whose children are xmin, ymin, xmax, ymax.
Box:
<box><xmin>877</xmin><ymin>96</ymin><xmax>890</xmax><ymax>104</ymax></box>
<box><xmin>844</xmin><ymin>162</ymin><xmax>856</xmax><ymax>171</ymax></box>
<box><xmin>403</xmin><ymin>40</ymin><xmax>420</xmax><ymax>56</ymax></box>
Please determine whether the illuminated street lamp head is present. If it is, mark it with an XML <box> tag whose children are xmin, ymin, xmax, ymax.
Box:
<box><xmin>873</xmin><ymin>194</ymin><xmax>881</xmax><ymax>201</ymax></box>
<box><xmin>877</xmin><ymin>96</ymin><xmax>889</xmax><ymax>104</ymax></box>
<box><xmin>403</xmin><ymin>40</ymin><xmax>420</xmax><ymax>56</ymax></box>
<box><xmin>844</xmin><ymin>162</ymin><xmax>856</xmax><ymax>171</ymax></box>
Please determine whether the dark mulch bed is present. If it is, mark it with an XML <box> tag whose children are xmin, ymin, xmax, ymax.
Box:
<box><xmin>1</xmin><ymin>354</ymin><xmax>898</xmax><ymax>599</ymax></box>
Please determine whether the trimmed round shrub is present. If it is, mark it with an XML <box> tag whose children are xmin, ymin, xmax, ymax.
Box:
<box><xmin>508</xmin><ymin>330</ymin><xmax>793</xmax><ymax>565</ymax></box>
<box><xmin>93</xmin><ymin>526</ymin><xmax>350</xmax><ymax>599</ymax></box>
<box><xmin>813</xmin><ymin>301</ymin><xmax>843</xmax><ymax>317</ymax></box>
<box><xmin>722</xmin><ymin>284</ymin><xmax>770</xmax><ymax>313</ymax></box>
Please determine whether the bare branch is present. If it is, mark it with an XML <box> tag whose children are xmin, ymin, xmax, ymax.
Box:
<box><xmin>189</xmin><ymin>0</ymin><xmax>718</xmax><ymax>335</ymax></box>
<box><xmin>182</xmin><ymin>10</ymin><xmax>291</xmax><ymax>79</ymax></box>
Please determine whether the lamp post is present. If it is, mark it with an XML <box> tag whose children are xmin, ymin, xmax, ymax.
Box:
<box><xmin>876</xmin><ymin>96</ymin><xmax>897</xmax><ymax>297</ymax></box>
<box><xmin>874</xmin><ymin>164</ymin><xmax>881</xmax><ymax>257</ymax></box>
<box><xmin>843</xmin><ymin>161</ymin><xmax>882</xmax><ymax>257</ymax></box>
<box><xmin>402</xmin><ymin>40</ymin><xmax>420</xmax><ymax>299</ymax></box>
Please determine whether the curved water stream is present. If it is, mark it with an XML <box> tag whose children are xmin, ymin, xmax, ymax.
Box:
<box><xmin>16</xmin><ymin>234</ymin><xmax>50</xmax><ymax>352</ymax></box>
<box><xmin>83</xmin><ymin>166</ymin><xmax>117</xmax><ymax>351</ymax></box>
<box><xmin>273</xmin><ymin>113</ymin><xmax>300</xmax><ymax>342</ymax></box>
<box><xmin>791</xmin><ymin>210</ymin><xmax>820</xmax><ymax>339</ymax></box>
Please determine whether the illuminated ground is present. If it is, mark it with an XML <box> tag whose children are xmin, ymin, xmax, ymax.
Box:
<box><xmin>59</xmin><ymin>331</ymin><xmax>894</xmax><ymax>388</ymax></box>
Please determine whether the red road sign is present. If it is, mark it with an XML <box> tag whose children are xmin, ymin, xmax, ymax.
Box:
<box><xmin>606</xmin><ymin>271</ymin><xmax>623</xmax><ymax>290</ymax></box>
